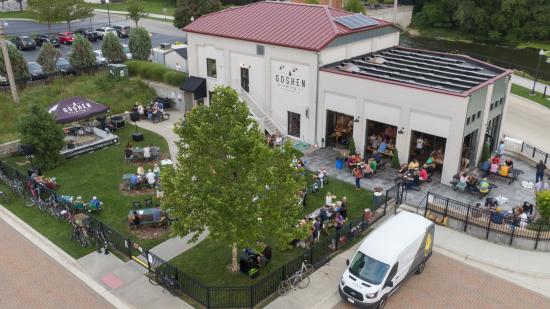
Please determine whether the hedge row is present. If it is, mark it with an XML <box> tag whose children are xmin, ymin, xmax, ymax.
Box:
<box><xmin>126</xmin><ymin>60</ymin><xmax>187</xmax><ymax>87</ymax></box>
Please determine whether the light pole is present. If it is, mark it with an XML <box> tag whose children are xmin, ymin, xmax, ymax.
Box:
<box><xmin>106</xmin><ymin>0</ymin><xmax>111</xmax><ymax>27</ymax></box>
<box><xmin>0</xmin><ymin>21</ymin><xmax>19</xmax><ymax>104</ymax></box>
<box><xmin>530</xmin><ymin>49</ymin><xmax>546</xmax><ymax>95</ymax></box>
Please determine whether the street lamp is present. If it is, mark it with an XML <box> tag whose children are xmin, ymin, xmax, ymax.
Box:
<box><xmin>106</xmin><ymin>0</ymin><xmax>111</xmax><ymax>27</ymax></box>
<box><xmin>530</xmin><ymin>49</ymin><xmax>546</xmax><ymax>96</ymax></box>
<box><xmin>0</xmin><ymin>21</ymin><xmax>19</xmax><ymax>104</ymax></box>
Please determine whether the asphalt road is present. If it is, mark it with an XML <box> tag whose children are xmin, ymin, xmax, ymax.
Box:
<box><xmin>336</xmin><ymin>252</ymin><xmax>550</xmax><ymax>309</ymax></box>
<box><xmin>4</xmin><ymin>12</ymin><xmax>185</xmax><ymax>62</ymax></box>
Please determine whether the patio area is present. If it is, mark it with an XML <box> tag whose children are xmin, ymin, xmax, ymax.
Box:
<box><xmin>302</xmin><ymin>148</ymin><xmax>538</xmax><ymax>214</ymax></box>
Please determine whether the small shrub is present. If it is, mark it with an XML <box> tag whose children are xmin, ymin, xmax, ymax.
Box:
<box><xmin>126</xmin><ymin>60</ymin><xmax>188</xmax><ymax>86</ymax></box>
<box><xmin>348</xmin><ymin>137</ymin><xmax>356</xmax><ymax>155</ymax></box>
<box><xmin>163</xmin><ymin>71</ymin><xmax>187</xmax><ymax>86</ymax></box>
<box><xmin>391</xmin><ymin>148</ymin><xmax>400</xmax><ymax>169</ymax></box>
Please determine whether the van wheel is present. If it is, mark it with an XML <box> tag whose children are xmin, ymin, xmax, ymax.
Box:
<box><xmin>416</xmin><ymin>262</ymin><xmax>425</xmax><ymax>274</ymax></box>
<box><xmin>377</xmin><ymin>295</ymin><xmax>388</xmax><ymax>309</ymax></box>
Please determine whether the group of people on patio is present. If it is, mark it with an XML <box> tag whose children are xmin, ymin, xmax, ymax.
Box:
<box><xmin>73</xmin><ymin>195</ymin><xmax>104</xmax><ymax>213</ymax></box>
<box><xmin>133</xmin><ymin>101</ymin><xmax>168</xmax><ymax>122</ymax></box>
<box><xmin>366</xmin><ymin>131</ymin><xmax>396</xmax><ymax>157</ymax></box>
<box><xmin>130</xmin><ymin>164</ymin><xmax>160</xmax><ymax>190</ymax></box>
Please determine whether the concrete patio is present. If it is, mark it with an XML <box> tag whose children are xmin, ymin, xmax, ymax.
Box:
<box><xmin>302</xmin><ymin>148</ymin><xmax>538</xmax><ymax>214</ymax></box>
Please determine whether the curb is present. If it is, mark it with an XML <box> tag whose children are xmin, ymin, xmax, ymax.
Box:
<box><xmin>0</xmin><ymin>204</ymin><xmax>131</xmax><ymax>309</ymax></box>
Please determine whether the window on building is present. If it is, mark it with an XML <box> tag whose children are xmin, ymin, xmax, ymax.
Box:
<box><xmin>466</xmin><ymin>117</ymin><xmax>470</xmax><ymax>125</ymax></box>
<box><xmin>490</xmin><ymin>103</ymin><xmax>494</xmax><ymax>111</ymax></box>
<box><xmin>288</xmin><ymin>111</ymin><xmax>300</xmax><ymax>138</ymax></box>
<box><xmin>471</xmin><ymin>114</ymin><xmax>476</xmax><ymax>121</ymax></box>
<box><xmin>240</xmin><ymin>67</ymin><xmax>249</xmax><ymax>92</ymax></box>
<box><xmin>206</xmin><ymin>58</ymin><xmax>217</xmax><ymax>78</ymax></box>
<box><xmin>477</xmin><ymin>111</ymin><xmax>481</xmax><ymax>118</ymax></box>
<box><xmin>500</xmin><ymin>98</ymin><xmax>504</xmax><ymax>105</ymax></box>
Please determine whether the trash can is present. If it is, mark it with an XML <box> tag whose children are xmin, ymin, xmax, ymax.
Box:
<box><xmin>108</xmin><ymin>64</ymin><xmax>128</xmax><ymax>80</ymax></box>
<box><xmin>372</xmin><ymin>188</ymin><xmax>383</xmax><ymax>207</ymax></box>
<box><xmin>335</xmin><ymin>158</ymin><xmax>344</xmax><ymax>170</ymax></box>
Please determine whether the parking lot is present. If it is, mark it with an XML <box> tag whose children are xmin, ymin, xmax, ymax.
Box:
<box><xmin>335</xmin><ymin>252</ymin><xmax>550</xmax><ymax>309</ymax></box>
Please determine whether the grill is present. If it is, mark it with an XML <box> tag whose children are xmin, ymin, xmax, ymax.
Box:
<box><xmin>343</xmin><ymin>285</ymin><xmax>364</xmax><ymax>301</ymax></box>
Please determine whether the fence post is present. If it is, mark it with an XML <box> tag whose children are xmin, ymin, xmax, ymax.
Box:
<box><xmin>521</xmin><ymin>142</ymin><xmax>524</xmax><ymax>152</ymax></box>
<box><xmin>347</xmin><ymin>221</ymin><xmax>353</xmax><ymax>241</ymax></box>
<box><xmin>424</xmin><ymin>193</ymin><xmax>430</xmax><ymax>217</ymax></box>
<box><xmin>145</xmin><ymin>251</ymin><xmax>151</xmax><ymax>273</ymax></box>
<box><xmin>309</xmin><ymin>247</ymin><xmax>314</xmax><ymax>266</ymax></box>
<box><xmin>250</xmin><ymin>285</ymin><xmax>254</xmax><ymax>308</ymax></box>
<box><xmin>206</xmin><ymin>287</ymin><xmax>210</xmax><ymax>309</ymax></box>
<box><xmin>486</xmin><ymin>213</ymin><xmax>492</xmax><ymax>239</ymax></box>
<box><xmin>383</xmin><ymin>198</ymin><xmax>387</xmax><ymax>216</ymax></box>
<box><xmin>533</xmin><ymin>147</ymin><xmax>536</xmax><ymax>158</ymax></box>
<box><xmin>535</xmin><ymin>223</ymin><xmax>543</xmax><ymax>250</ymax></box>
<box><xmin>444</xmin><ymin>197</ymin><xmax>449</xmax><ymax>218</ymax></box>
<box><xmin>335</xmin><ymin>230</ymin><xmax>340</xmax><ymax>251</ymax></box>
<box><xmin>464</xmin><ymin>205</ymin><xmax>470</xmax><ymax>232</ymax></box>
<box><xmin>509</xmin><ymin>223</ymin><xmax>516</xmax><ymax>246</ymax></box>
<box><xmin>126</xmin><ymin>239</ymin><xmax>133</xmax><ymax>258</ymax></box>
<box><xmin>545</xmin><ymin>153</ymin><xmax>549</xmax><ymax>165</ymax></box>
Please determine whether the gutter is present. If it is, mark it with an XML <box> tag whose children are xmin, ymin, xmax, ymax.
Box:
<box><xmin>314</xmin><ymin>51</ymin><xmax>320</xmax><ymax>146</ymax></box>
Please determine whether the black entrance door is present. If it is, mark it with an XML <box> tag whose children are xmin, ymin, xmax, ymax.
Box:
<box><xmin>240</xmin><ymin>67</ymin><xmax>249</xmax><ymax>92</ymax></box>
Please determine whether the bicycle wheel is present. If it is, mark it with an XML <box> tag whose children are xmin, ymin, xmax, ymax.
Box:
<box><xmin>148</xmin><ymin>274</ymin><xmax>160</xmax><ymax>285</ymax></box>
<box><xmin>278</xmin><ymin>280</ymin><xmax>291</xmax><ymax>296</ymax></box>
<box><xmin>25</xmin><ymin>197</ymin><xmax>34</xmax><ymax>207</ymax></box>
<box><xmin>305</xmin><ymin>263</ymin><xmax>314</xmax><ymax>275</ymax></box>
<box><xmin>297</xmin><ymin>274</ymin><xmax>310</xmax><ymax>289</ymax></box>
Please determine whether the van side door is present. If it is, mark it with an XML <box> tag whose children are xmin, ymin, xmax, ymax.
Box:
<box><xmin>381</xmin><ymin>263</ymin><xmax>398</xmax><ymax>295</ymax></box>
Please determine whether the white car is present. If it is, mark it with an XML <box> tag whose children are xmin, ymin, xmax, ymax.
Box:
<box><xmin>122</xmin><ymin>44</ymin><xmax>132</xmax><ymax>60</ymax></box>
<box><xmin>93</xmin><ymin>50</ymin><xmax>108</xmax><ymax>66</ymax></box>
<box><xmin>95</xmin><ymin>27</ymin><xmax>117</xmax><ymax>39</ymax></box>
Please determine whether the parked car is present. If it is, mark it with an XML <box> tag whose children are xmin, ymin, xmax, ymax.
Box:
<box><xmin>93</xmin><ymin>50</ymin><xmax>108</xmax><ymax>67</ymax></box>
<box><xmin>34</xmin><ymin>34</ymin><xmax>60</xmax><ymax>48</ymax></box>
<box><xmin>122</xmin><ymin>44</ymin><xmax>132</xmax><ymax>60</ymax></box>
<box><xmin>112</xmin><ymin>25</ymin><xmax>131</xmax><ymax>38</ymax></box>
<box><xmin>74</xmin><ymin>28</ymin><xmax>98</xmax><ymax>42</ymax></box>
<box><xmin>95</xmin><ymin>27</ymin><xmax>117</xmax><ymax>39</ymax></box>
<box><xmin>12</xmin><ymin>36</ymin><xmax>36</xmax><ymax>50</ymax></box>
<box><xmin>56</xmin><ymin>57</ymin><xmax>74</xmax><ymax>75</ymax></box>
<box><xmin>57</xmin><ymin>32</ymin><xmax>75</xmax><ymax>45</ymax></box>
<box><xmin>0</xmin><ymin>75</ymin><xmax>8</xmax><ymax>86</ymax></box>
<box><xmin>27</xmin><ymin>62</ymin><xmax>46</xmax><ymax>80</ymax></box>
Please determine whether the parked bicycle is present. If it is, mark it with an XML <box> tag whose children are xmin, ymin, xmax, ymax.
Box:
<box><xmin>70</xmin><ymin>221</ymin><xmax>91</xmax><ymax>247</ymax></box>
<box><xmin>148</xmin><ymin>267</ymin><xmax>180</xmax><ymax>296</ymax></box>
<box><xmin>277</xmin><ymin>260</ymin><xmax>314</xmax><ymax>296</ymax></box>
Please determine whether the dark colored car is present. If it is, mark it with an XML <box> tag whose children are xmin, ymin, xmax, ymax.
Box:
<box><xmin>27</xmin><ymin>62</ymin><xmax>46</xmax><ymax>81</ymax></box>
<box><xmin>12</xmin><ymin>36</ymin><xmax>36</xmax><ymax>50</ymax></box>
<box><xmin>57</xmin><ymin>32</ymin><xmax>75</xmax><ymax>45</ymax></box>
<box><xmin>74</xmin><ymin>28</ymin><xmax>98</xmax><ymax>42</ymax></box>
<box><xmin>112</xmin><ymin>25</ymin><xmax>131</xmax><ymax>38</ymax></box>
<box><xmin>56</xmin><ymin>58</ymin><xmax>73</xmax><ymax>75</ymax></box>
<box><xmin>34</xmin><ymin>34</ymin><xmax>60</xmax><ymax>48</ymax></box>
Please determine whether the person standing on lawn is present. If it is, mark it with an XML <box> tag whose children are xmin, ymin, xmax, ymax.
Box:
<box><xmin>536</xmin><ymin>160</ymin><xmax>545</xmax><ymax>183</ymax></box>
<box><xmin>354</xmin><ymin>167</ymin><xmax>362</xmax><ymax>189</ymax></box>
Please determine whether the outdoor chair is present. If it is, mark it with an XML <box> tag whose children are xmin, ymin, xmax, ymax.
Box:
<box><xmin>143</xmin><ymin>198</ymin><xmax>153</xmax><ymax>208</ymax></box>
<box><xmin>132</xmin><ymin>201</ymin><xmax>142</xmax><ymax>210</ymax></box>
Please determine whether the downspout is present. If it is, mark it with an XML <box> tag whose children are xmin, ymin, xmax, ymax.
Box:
<box><xmin>314</xmin><ymin>51</ymin><xmax>320</xmax><ymax>146</ymax></box>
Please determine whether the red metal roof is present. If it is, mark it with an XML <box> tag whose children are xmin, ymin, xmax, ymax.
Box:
<box><xmin>183</xmin><ymin>1</ymin><xmax>396</xmax><ymax>51</ymax></box>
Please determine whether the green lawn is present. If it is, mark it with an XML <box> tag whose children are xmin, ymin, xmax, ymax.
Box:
<box><xmin>169</xmin><ymin>175</ymin><xmax>375</xmax><ymax>286</ymax></box>
<box><xmin>0</xmin><ymin>73</ymin><xmax>156</xmax><ymax>144</ymax></box>
<box><xmin>0</xmin><ymin>10</ymin><xmax>34</xmax><ymax>19</ymax></box>
<box><xmin>0</xmin><ymin>183</ymin><xmax>95</xmax><ymax>259</ymax></box>
<box><xmin>511</xmin><ymin>84</ymin><xmax>550</xmax><ymax>109</ymax></box>
<box><xmin>5</xmin><ymin>126</ymin><xmax>172</xmax><ymax>250</ymax></box>
<box><xmin>91</xmin><ymin>0</ymin><xmax>175</xmax><ymax>16</ymax></box>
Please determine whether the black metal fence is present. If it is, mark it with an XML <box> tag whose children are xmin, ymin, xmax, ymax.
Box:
<box><xmin>0</xmin><ymin>160</ymin><xmax>395</xmax><ymax>308</ymax></box>
<box><xmin>423</xmin><ymin>192</ymin><xmax>550</xmax><ymax>250</ymax></box>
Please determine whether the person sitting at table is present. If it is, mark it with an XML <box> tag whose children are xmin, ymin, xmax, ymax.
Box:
<box><xmin>255</xmin><ymin>242</ymin><xmax>272</xmax><ymax>267</ymax></box>
<box><xmin>153</xmin><ymin>163</ymin><xmax>160</xmax><ymax>174</ymax></box>
<box><xmin>325</xmin><ymin>192</ymin><xmax>333</xmax><ymax>206</ymax></box>
<box><xmin>143</xmin><ymin>145</ymin><xmax>151</xmax><ymax>161</ymax></box>
<box><xmin>339</xmin><ymin>197</ymin><xmax>348</xmax><ymax>219</ymax></box>
<box><xmin>490</xmin><ymin>161</ymin><xmax>499</xmax><ymax>174</ymax></box>
<box><xmin>479</xmin><ymin>178</ymin><xmax>490</xmax><ymax>197</ymax></box>
<box><xmin>466</xmin><ymin>175</ymin><xmax>478</xmax><ymax>192</ymax></box>
<box><xmin>424</xmin><ymin>153</ymin><xmax>436</xmax><ymax>175</ymax></box>
<box><xmin>137</xmin><ymin>103</ymin><xmax>145</xmax><ymax>119</ymax></box>
<box><xmin>87</xmin><ymin>196</ymin><xmax>103</xmax><ymax>212</ymax></box>
<box><xmin>74</xmin><ymin>196</ymin><xmax>85</xmax><ymax>210</ymax></box>
<box><xmin>490</xmin><ymin>207</ymin><xmax>504</xmax><ymax>224</ymax></box>
<box><xmin>408</xmin><ymin>159</ymin><xmax>419</xmax><ymax>171</ymax></box>
<box><xmin>131</xmin><ymin>210</ymin><xmax>141</xmax><ymax>227</ymax></box>
<box><xmin>362</xmin><ymin>162</ymin><xmax>373</xmax><ymax>178</ymax></box>
<box><xmin>377</xmin><ymin>139</ymin><xmax>388</xmax><ymax>154</ymax></box>
<box><xmin>369</xmin><ymin>158</ymin><xmax>378</xmax><ymax>174</ymax></box>
<box><xmin>137</xmin><ymin>165</ymin><xmax>145</xmax><ymax>176</ymax></box>
<box><xmin>419</xmin><ymin>168</ymin><xmax>429</xmax><ymax>182</ymax></box>
<box><xmin>480</xmin><ymin>159</ymin><xmax>491</xmax><ymax>177</ymax></box>
<box><xmin>124</xmin><ymin>146</ymin><xmax>134</xmax><ymax>163</ymax></box>
<box><xmin>455</xmin><ymin>172</ymin><xmax>468</xmax><ymax>192</ymax></box>
<box><xmin>130</xmin><ymin>173</ymin><xmax>140</xmax><ymax>190</ymax></box>
<box><xmin>372</xmin><ymin>151</ymin><xmax>382</xmax><ymax>164</ymax></box>
<box><xmin>505</xmin><ymin>159</ymin><xmax>514</xmax><ymax>169</ymax></box>
<box><xmin>491</xmin><ymin>155</ymin><xmax>501</xmax><ymax>165</ymax></box>
<box><xmin>404</xmin><ymin>169</ymin><xmax>420</xmax><ymax>189</ymax></box>
<box><xmin>398</xmin><ymin>163</ymin><xmax>408</xmax><ymax>175</ymax></box>
<box><xmin>146</xmin><ymin>169</ymin><xmax>156</xmax><ymax>186</ymax></box>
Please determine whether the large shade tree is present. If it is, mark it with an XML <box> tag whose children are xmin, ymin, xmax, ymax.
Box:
<box><xmin>69</xmin><ymin>34</ymin><xmax>96</xmax><ymax>74</ymax></box>
<box><xmin>127</xmin><ymin>0</ymin><xmax>147</xmax><ymax>27</ymax></box>
<box><xmin>37</xmin><ymin>42</ymin><xmax>61</xmax><ymax>74</ymax></box>
<box><xmin>162</xmin><ymin>86</ymin><xmax>306</xmax><ymax>272</ymax></box>
<box><xmin>28</xmin><ymin>0</ymin><xmax>63</xmax><ymax>33</ymax></box>
<box><xmin>0</xmin><ymin>45</ymin><xmax>29</xmax><ymax>87</ymax></box>
<box><xmin>344</xmin><ymin>0</ymin><xmax>365</xmax><ymax>13</ymax></box>
<box><xmin>58</xmin><ymin>0</ymin><xmax>94</xmax><ymax>31</ymax></box>
<box><xmin>17</xmin><ymin>104</ymin><xmax>65</xmax><ymax>170</ymax></box>
<box><xmin>101</xmin><ymin>32</ymin><xmax>125</xmax><ymax>64</ymax></box>
<box><xmin>173</xmin><ymin>0</ymin><xmax>222</xmax><ymax>28</ymax></box>
<box><xmin>128</xmin><ymin>27</ymin><xmax>152</xmax><ymax>60</ymax></box>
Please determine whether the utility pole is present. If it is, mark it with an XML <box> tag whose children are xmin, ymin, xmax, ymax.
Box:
<box><xmin>0</xmin><ymin>22</ymin><xmax>19</xmax><ymax>104</ymax></box>
<box><xmin>393</xmin><ymin>0</ymin><xmax>398</xmax><ymax>23</ymax></box>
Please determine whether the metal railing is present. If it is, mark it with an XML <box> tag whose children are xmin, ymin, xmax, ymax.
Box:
<box><xmin>503</xmin><ymin>136</ymin><xmax>550</xmax><ymax>169</ymax></box>
<box><xmin>0</xmin><ymin>160</ymin><xmax>395</xmax><ymax>308</ymax></box>
<box><xmin>423</xmin><ymin>192</ymin><xmax>550</xmax><ymax>250</ymax></box>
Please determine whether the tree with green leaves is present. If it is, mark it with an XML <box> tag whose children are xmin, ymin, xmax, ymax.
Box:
<box><xmin>348</xmin><ymin>137</ymin><xmax>356</xmax><ymax>155</ymax></box>
<box><xmin>58</xmin><ymin>0</ymin><xmax>94</xmax><ymax>31</ymax></box>
<box><xmin>127</xmin><ymin>0</ymin><xmax>147</xmax><ymax>27</ymax></box>
<box><xmin>128</xmin><ymin>27</ymin><xmax>152</xmax><ymax>61</ymax></box>
<box><xmin>345</xmin><ymin>0</ymin><xmax>365</xmax><ymax>13</ymax></box>
<box><xmin>162</xmin><ymin>85</ymin><xmax>307</xmax><ymax>272</ymax></box>
<box><xmin>68</xmin><ymin>35</ymin><xmax>96</xmax><ymax>74</ymax></box>
<box><xmin>17</xmin><ymin>104</ymin><xmax>65</xmax><ymax>170</ymax></box>
<box><xmin>36</xmin><ymin>42</ymin><xmax>61</xmax><ymax>74</ymax></box>
<box><xmin>0</xmin><ymin>45</ymin><xmax>29</xmax><ymax>87</ymax></box>
<box><xmin>304</xmin><ymin>0</ymin><xmax>320</xmax><ymax>4</ymax></box>
<box><xmin>391</xmin><ymin>148</ymin><xmax>400</xmax><ymax>169</ymax></box>
<box><xmin>28</xmin><ymin>0</ymin><xmax>63</xmax><ymax>33</ymax></box>
<box><xmin>536</xmin><ymin>190</ymin><xmax>550</xmax><ymax>224</ymax></box>
<box><xmin>173</xmin><ymin>0</ymin><xmax>222</xmax><ymax>29</ymax></box>
<box><xmin>480</xmin><ymin>141</ymin><xmax>491</xmax><ymax>163</ymax></box>
<box><xmin>101</xmin><ymin>32</ymin><xmax>125</xmax><ymax>64</ymax></box>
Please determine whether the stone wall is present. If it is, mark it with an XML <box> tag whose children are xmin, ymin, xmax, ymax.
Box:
<box><xmin>0</xmin><ymin>140</ymin><xmax>20</xmax><ymax>158</ymax></box>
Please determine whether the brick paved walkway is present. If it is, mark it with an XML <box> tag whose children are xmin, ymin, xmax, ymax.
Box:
<box><xmin>335</xmin><ymin>252</ymin><xmax>550</xmax><ymax>309</ymax></box>
<box><xmin>0</xmin><ymin>218</ymin><xmax>114</xmax><ymax>309</ymax></box>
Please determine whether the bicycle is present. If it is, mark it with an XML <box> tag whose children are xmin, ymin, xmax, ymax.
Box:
<box><xmin>277</xmin><ymin>261</ymin><xmax>314</xmax><ymax>296</ymax></box>
<box><xmin>70</xmin><ymin>222</ymin><xmax>91</xmax><ymax>247</ymax></box>
<box><xmin>148</xmin><ymin>267</ymin><xmax>180</xmax><ymax>296</ymax></box>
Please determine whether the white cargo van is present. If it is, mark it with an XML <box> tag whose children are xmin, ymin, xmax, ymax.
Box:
<box><xmin>339</xmin><ymin>212</ymin><xmax>434</xmax><ymax>308</ymax></box>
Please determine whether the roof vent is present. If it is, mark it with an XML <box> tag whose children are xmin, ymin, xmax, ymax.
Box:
<box><xmin>341</xmin><ymin>63</ymin><xmax>360</xmax><ymax>73</ymax></box>
<box><xmin>368</xmin><ymin>57</ymin><xmax>386</xmax><ymax>64</ymax></box>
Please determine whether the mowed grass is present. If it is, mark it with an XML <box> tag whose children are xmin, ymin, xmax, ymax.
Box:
<box><xmin>511</xmin><ymin>84</ymin><xmax>550</xmax><ymax>109</ymax></box>
<box><xmin>91</xmin><ymin>0</ymin><xmax>175</xmax><ymax>16</ymax></box>
<box><xmin>0</xmin><ymin>73</ymin><xmax>156</xmax><ymax>144</ymax></box>
<box><xmin>169</xmin><ymin>174</ymin><xmax>375</xmax><ymax>286</ymax></box>
<box><xmin>0</xmin><ymin>183</ymin><xmax>95</xmax><ymax>259</ymax></box>
<box><xmin>4</xmin><ymin>126</ymin><xmax>172</xmax><ymax>250</ymax></box>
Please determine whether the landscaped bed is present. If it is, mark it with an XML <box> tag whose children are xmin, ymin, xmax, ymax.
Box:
<box><xmin>169</xmin><ymin>174</ymin><xmax>376</xmax><ymax>287</ymax></box>
<box><xmin>3</xmin><ymin>126</ymin><xmax>171</xmax><ymax>250</ymax></box>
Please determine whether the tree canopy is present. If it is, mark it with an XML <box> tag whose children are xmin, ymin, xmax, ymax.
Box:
<box><xmin>69</xmin><ymin>34</ymin><xmax>96</xmax><ymax>74</ymax></box>
<box><xmin>128</xmin><ymin>27</ymin><xmax>152</xmax><ymax>61</ymax></box>
<box><xmin>344</xmin><ymin>0</ymin><xmax>365</xmax><ymax>13</ymax></box>
<box><xmin>0</xmin><ymin>44</ymin><xmax>29</xmax><ymax>86</ymax></box>
<box><xmin>127</xmin><ymin>0</ymin><xmax>147</xmax><ymax>27</ymax></box>
<box><xmin>37</xmin><ymin>42</ymin><xmax>61</xmax><ymax>74</ymax></box>
<box><xmin>414</xmin><ymin>0</ymin><xmax>550</xmax><ymax>41</ymax></box>
<box><xmin>17</xmin><ymin>104</ymin><xmax>65</xmax><ymax>170</ymax></box>
<box><xmin>102</xmin><ymin>32</ymin><xmax>126</xmax><ymax>64</ymax></box>
<box><xmin>173</xmin><ymin>0</ymin><xmax>222</xmax><ymax>29</ymax></box>
<box><xmin>162</xmin><ymin>86</ymin><xmax>306</xmax><ymax>272</ymax></box>
<box><xmin>58</xmin><ymin>0</ymin><xmax>93</xmax><ymax>31</ymax></box>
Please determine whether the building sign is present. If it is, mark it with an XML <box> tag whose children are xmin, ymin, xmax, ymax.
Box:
<box><xmin>274</xmin><ymin>64</ymin><xmax>306</xmax><ymax>93</ymax></box>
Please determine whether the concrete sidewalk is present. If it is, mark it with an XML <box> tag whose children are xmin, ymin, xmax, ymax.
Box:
<box><xmin>512</xmin><ymin>74</ymin><xmax>549</xmax><ymax>93</ymax></box>
<box><xmin>267</xmin><ymin>207</ymin><xmax>550</xmax><ymax>309</ymax></box>
<box><xmin>94</xmin><ymin>9</ymin><xmax>175</xmax><ymax>21</ymax></box>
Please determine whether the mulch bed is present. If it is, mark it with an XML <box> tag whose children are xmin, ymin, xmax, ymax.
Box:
<box><xmin>128</xmin><ymin>225</ymin><xmax>170</xmax><ymax>240</ymax></box>
<box><xmin>118</xmin><ymin>183</ymin><xmax>156</xmax><ymax>196</ymax></box>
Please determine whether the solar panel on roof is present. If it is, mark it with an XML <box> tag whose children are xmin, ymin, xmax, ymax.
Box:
<box><xmin>335</xmin><ymin>14</ymin><xmax>379</xmax><ymax>30</ymax></box>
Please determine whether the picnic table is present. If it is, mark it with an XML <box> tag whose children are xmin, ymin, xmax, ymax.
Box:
<box><xmin>128</xmin><ymin>208</ymin><xmax>168</xmax><ymax>228</ymax></box>
<box><xmin>305</xmin><ymin>204</ymin><xmax>337</xmax><ymax>220</ymax></box>
<box><xmin>487</xmin><ymin>168</ymin><xmax>524</xmax><ymax>185</ymax></box>
<box><xmin>131</xmin><ymin>146</ymin><xmax>160</xmax><ymax>161</ymax></box>
<box><xmin>122</xmin><ymin>172</ymin><xmax>160</xmax><ymax>181</ymax></box>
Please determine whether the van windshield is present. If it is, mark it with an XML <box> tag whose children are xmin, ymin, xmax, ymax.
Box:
<box><xmin>349</xmin><ymin>252</ymin><xmax>390</xmax><ymax>285</ymax></box>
